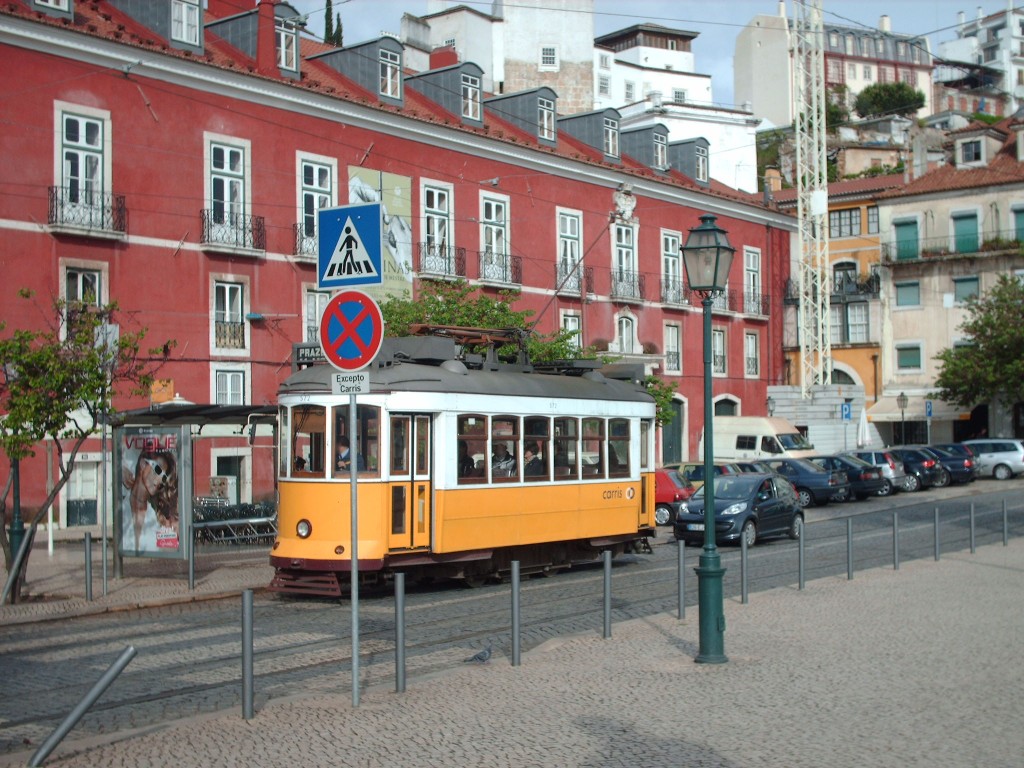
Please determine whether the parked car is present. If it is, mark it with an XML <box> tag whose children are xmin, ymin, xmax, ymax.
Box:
<box><xmin>887</xmin><ymin>447</ymin><xmax>943</xmax><ymax>491</ymax></box>
<box><xmin>961</xmin><ymin>438</ymin><xmax>1024</xmax><ymax>480</ymax></box>
<box><xmin>846</xmin><ymin>450</ymin><xmax>908</xmax><ymax>497</ymax></box>
<box><xmin>931</xmin><ymin>442</ymin><xmax>976</xmax><ymax>460</ymax></box>
<box><xmin>663</xmin><ymin>461</ymin><xmax>739</xmax><ymax>490</ymax></box>
<box><xmin>672</xmin><ymin>472</ymin><xmax>803</xmax><ymax>547</ymax></box>
<box><xmin>762</xmin><ymin>458</ymin><xmax>850</xmax><ymax>508</ymax></box>
<box><xmin>732</xmin><ymin>460</ymin><xmax>775</xmax><ymax>474</ymax></box>
<box><xmin>808</xmin><ymin>454</ymin><xmax>886</xmax><ymax>500</ymax></box>
<box><xmin>654</xmin><ymin>468</ymin><xmax>696</xmax><ymax>526</ymax></box>
<box><xmin>917</xmin><ymin>445</ymin><xmax>977</xmax><ymax>486</ymax></box>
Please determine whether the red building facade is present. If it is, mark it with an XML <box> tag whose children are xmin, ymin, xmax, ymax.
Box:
<box><xmin>0</xmin><ymin>0</ymin><xmax>794</xmax><ymax>530</ymax></box>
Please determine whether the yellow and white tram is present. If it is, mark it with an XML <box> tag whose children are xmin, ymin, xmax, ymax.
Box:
<box><xmin>270</xmin><ymin>334</ymin><xmax>657</xmax><ymax>596</ymax></box>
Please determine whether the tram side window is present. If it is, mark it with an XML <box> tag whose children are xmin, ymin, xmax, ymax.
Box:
<box><xmin>332</xmin><ymin>405</ymin><xmax>381</xmax><ymax>479</ymax></box>
<box><xmin>491</xmin><ymin>416</ymin><xmax>520</xmax><ymax>482</ymax></box>
<box><xmin>582</xmin><ymin>418</ymin><xmax>605</xmax><ymax>478</ymax></box>
<box><xmin>640</xmin><ymin>419</ymin><xmax>652</xmax><ymax>471</ymax></box>
<box><xmin>609</xmin><ymin>418</ymin><xmax>630</xmax><ymax>478</ymax></box>
<box><xmin>523</xmin><ymin>416</ymin><xmax>550</xmax><ymax>481</ymax></box>
<box><xmin>279</xmin><ymin>406</ymin><xmax>290</xmax><ymax>476</ymax></box>
<box><xmin>553</xmin><ymin>417</ymin><xmax>578</xmax><ymax>481</ymax></box>
<box><xmin>391</xmin><ymin>416</ymin><xmax>410</xmax><ymax>474</ymax></box>
<box><xmin>292</xmin><ymin>405</ymin><xmax>326</xmax><ymax>476</ymax></box>
<box><xmin>458</xmin><ymin>414</ymin><xmax>488</xmax><ymax>483</ymax></box>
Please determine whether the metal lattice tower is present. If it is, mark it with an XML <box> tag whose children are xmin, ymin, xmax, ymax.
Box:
<box><xmin>792</xmin><ymin>0</ymin><xmax>831</xmax><ymax>396</ymax></box>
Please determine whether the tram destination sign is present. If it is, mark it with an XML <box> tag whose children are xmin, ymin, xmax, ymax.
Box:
<box><xmin>332</xmin><ymin>371</ymin><xmax>370</xmax><ymax>395</ymax></box>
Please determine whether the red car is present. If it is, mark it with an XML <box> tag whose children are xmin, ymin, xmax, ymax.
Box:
<box><xmin>654</xmin><ymin>468</ymin><xmax>696</xmax><ymax>525</ymax></box>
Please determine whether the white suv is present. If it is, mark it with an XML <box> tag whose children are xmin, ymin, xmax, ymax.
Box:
<box><xmin>961</xmin><ymin>439</ymin><xmax>1024</xmax><ymax>480</ymax></box>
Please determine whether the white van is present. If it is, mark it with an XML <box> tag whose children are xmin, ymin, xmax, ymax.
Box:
<box><xmin>700</xmin><ymin>416</ymin><xmax>816</xmax><ymax>461</ymax></box>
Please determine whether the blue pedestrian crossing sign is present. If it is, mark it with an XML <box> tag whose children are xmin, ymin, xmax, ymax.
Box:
<box><xmin>318</xmin><ymin>203</ymin><xmax>383</xmax><ymax>289</ymax></box>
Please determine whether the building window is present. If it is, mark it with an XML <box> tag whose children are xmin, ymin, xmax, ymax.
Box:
<box><xmin>867</xmin><ymin>206</ymin><xmax>879</xmax><ymax>234</ymax></box>
<box><xmin>616</xmin><ymin>315</ymin><xmax>636</xmax><ymax>354</ymax></box>
<box><xmin>598</xmin><ymin>53</ymin><xmax>610</xmax><ymax>69</ymax></box>
<box><xmin>276</xmin><ymin>18</ymin><xmax>297</xmax><ymax>70</ymax></box>
<box><xmin>480</xmin><ymin>195</ymin><xmax>510</xmax><ymax>282</ymax></box>
<box><xmin>829</xmin><ymin>208</ymin><xmax>861</xmax><ymax>238</ymax></box>
<box><xmin>863</xmin><ymin>64</ymin><xmax>873</xmax><ymax>80</ymax></box>
<box><xmin>695</xmin><ymin>145</ymin><xmax>709</xmax><ymax>182</ymax></box>
<box><xmin>66</xmin><ymin>267</ymin><xmax>102</xmax><ymax>306</ymax></box>
<box><xmin>541</xmin><ymin>46</ymin><xmax>559</xmax><ymax>70</ymax></box>
<box><xmin>896</xmin><ymin>344</ymin><xmax>922</xmax><ymax>371</ymax></box>
<box><xmin>210</xmin><ymin>141</ymin><xmax>245</xmax><ymax>226</ymax></box>
<box><xmin>598</xmin><ymin>75</ymin><xmax>611</xmax><ymax>97</ymax></box>
<box><xmin>895</xmin><ymin>281</ymin><xmax>920</xmax><ymax>307</ymax></box>
<box><xmin>562</xmin><ymin>311</ymin><xmax>581</xmax><ymax>350</ymax></box>
<box><xmin>557</xmin><ymin>210</ymin><xmax>582</xmax><ymax>293</ymax></box>
<box><xmin>380</xmin><ymin>49</ymin><xmax>401</xmax><ymax>98</ymax></box>
<box><xmin>744</xmin><ymin>332</ymin><xmax>759</xmax><ymax>377</ymax></box>
<box><xmin>712</xmin><ymin>328</ymin><xmax>726</xmax><ymax>375</ymax></box>
<box><xmin>960</xmin><ymin>139</ymin><xmax>982</xmax><ymax>164</ymax></box>
<box><xmin>953</xmin><ymin>276</ymin><xmax>979</xmax><ymax>303</ymax></box>
<box><xmin>62</xmin><ymin>112</ymin><xmax>103</xmax><ymax>208</ymax></box>
<box><xmin>744</xmin><ymin>248</ymin><xmax>762</xmax><ymax>314</ymax></box>
<box><xmin>215</xmin><ymin>369</ymin><xmax>245</xmax><ymax>405</ymax></box>
<box><xmin>672</xmin><ymin>88</ymin><xmax>686</xmax><ymax>103</ymax></box>
<box><xmin>538</xmin><ymin>97</ymin><xmax>555</xmax><ymax>141</ymax></box>
<box><xmin>848</xmin><ymin>302</ymin><xmax>869</xmax><ymax>343</ymax></box>
<box><xmin>305</xmin><ymin>288</ymin><xmax>330</xmax><ymax>343</ymax></box>
<box><xmin>664</xmin><ymin>324</ymin><xmax>681</xmax><ymax>373</ymax></box>
<box><xmin>214</xmin><ymin>281</ymin><xmax>245</xmax><ymax>349</ymax></box>
<box><xmin>625</xmin><ymin>81</ymin><xmax>635</xmax><ymax>101</ymax></box>
<box><xmin>299</xmin><ymin>158</ymin><xmax>332</xmax><ymax>249</ymax></box>
<box><xmin>35</xmin><ymin>0</ymin><xmax>69</xmax><ymax>8</ymax></box>
<box><xmin>603</xmin><ymin>117</ymin><xmax>619</xmax><ymax>157</ymax></box>
<box><xmin>421</xmin><ymin>182</ymin><xmax>454</xmax><ymax>274</ymax></box>
<box><xmin>653</xmin><ymin>133</ymin><xmax>667</xmax><ymax>169</ymax></box>
<box><xmin>661</xmin><ymin>230</ymin><xmax>683</xmax><ymax>304</ymax></box>
<box><xmin>847</xmin><ymin>63</ymin><xmax>857</xmax><ymax>79</ymax></box>
<box><xmin>461</xmin><ymin>73</ymin><xmax>481</xmax><ymax>120</ymax></box>
<box><xmin>611</xmin><ymin>223</ymin><xmax>639</xmax><ymax>299</ymax></box>
<box><xmin>829</xmin><ymin>32</ymin><xmax>838</xmax><ymax>47</ymax></box>
<box><xmin>171</xmin><ymin>0</ymin><xmax>200</xmax><ymax>46</ymax></box>
<box><xmin>953</xmin><ymin>213</ymin><xmax>979</xmax><ymax>253</ymax></box>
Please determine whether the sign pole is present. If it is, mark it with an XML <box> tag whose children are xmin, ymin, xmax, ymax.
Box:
<box><xmin>349</xmin><ymin>395</ymin><xmax>359</xmax><ymax>708</ymax></box>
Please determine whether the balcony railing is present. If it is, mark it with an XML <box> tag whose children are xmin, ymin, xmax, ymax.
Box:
<box><xmin>882</xmin><ymin>229</ymin><xmax>1024</xmax><ymax>263</ymax></box>
<box><xmin>784</xmin><ymin>276</ymin><xmax>879</xmax><ymax>304</ymax></box>
<box><xmin>417</xmin><ymin>242</ymin><xmax>466</xmax><ymax>278</ymax></box>
<box><xmin>48</xmin><ymin>186</ymin><xmax>126</xmax><ymax>236</ymax></box>
<box><xmin>293</xmin><ymin>223</ymin><xmax>317</xmax><ymax>259</ymax></box>
<box><xmin>478</xmin><ymin>250</ymin><xmax>522</xmax><ymax>285</ymax></box>
<box><xmin>661</xmin><ymin>277</ymin><xmax>690</xmax><ymax>306</ymax></box>
<box><xmin>201</xmin><ymin>210</ymin><xmax>266</xmax><ymax>252</ymax></box>
<box><xmin>555</xmin><ymin>263</ymin><xmax>594</xmax><ymax>296</ymax></box>
<box><xmin>215</xmin><ymin>320</ymin><xmax>245</xmax><ymax>349</ymax></box>
<box><xmin>610</xmin><ymin>269</ymin><xmax>645</xmax><ymax>302</ymax></box>
<box><xmin>664</xmin><ymin>350</ymin><xmax>680</xmax><ymax>371</ymax></box>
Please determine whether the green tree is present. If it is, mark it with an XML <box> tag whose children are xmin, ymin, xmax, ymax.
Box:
<box><xmin>0</xmin><ymin>292</ymin><xmax>167</xmax><ymax>590</ymax></box>
<box><xmin>853</xmin><ymin>82</ymin><xmax>925</xmax><ymax>118</ymax></box>
<box><xmin>933</xmin><ymin>275</ymin><xmax>1024</xmax><ymax>409</ymax></box>
<box><xmin>378</xmin><ymin>281</ymin><xmax>677</xmax><ymax>423</ymax></box>
<box><xmin>324</xmin><ymin>0</ymin><xmax>333</xmax><ymax>43</ymax></box>
<box><xmin>825</xmin><ymin>85</ymin><xmax>849</xmax><ymax>132</ymax></box>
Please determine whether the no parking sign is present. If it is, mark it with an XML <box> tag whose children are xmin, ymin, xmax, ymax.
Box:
<box><xmin>318</xmin><ymin>290</ymin><xmax>384</xmax><ymax>373</ymax></box>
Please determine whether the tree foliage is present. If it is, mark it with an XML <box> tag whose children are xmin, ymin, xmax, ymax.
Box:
<box><xmin>853</xmin><ymin>82</ymin><xmax>925</xmax><ymax>118</ymax></box>
<box><xmin>323</xmin><ymin>0</ymin><xmax>343</xmax><ymax>47</ymax></box>
<box><xmin>378</xmin><ymin>281</ymin><xmax>677</xmax><ymax>424</ymax></box>
<box><xmin>0</xmin><ymin>292</ymin><xmax>167</xmax><ymax>571</ymax></box>
<box><xmin>825</xmin><ymin>85</ymin><xmax>849</xmax><ymax>133</ymax></box>
<box><xmin>933</xmin><ymin>275</ymin><xmax>1024</xmax><ymax>409</ymax></box>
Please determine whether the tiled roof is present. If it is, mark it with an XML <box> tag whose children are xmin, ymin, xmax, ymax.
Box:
<box><xmin>772</xmin><ymin>173</ymin><xmax>904</xmax><ymax>206</ymax></box>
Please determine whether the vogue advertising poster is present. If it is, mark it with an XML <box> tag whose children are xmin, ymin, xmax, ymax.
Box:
<box><xmin>348</xmin><ymin>167</ymin><xmax>413</xmax><ymax>303</ymax></box>
<box><xmin>117</xmin><ymin>426</ymin><xmax>185</xmax><ymax>558</ymax></box>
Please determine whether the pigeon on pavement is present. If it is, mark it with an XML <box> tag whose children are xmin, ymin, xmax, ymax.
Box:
<box><xmin>464</xmin><ymin>644</ymin><xmax>492</xmax><ymax>663</ymax></box>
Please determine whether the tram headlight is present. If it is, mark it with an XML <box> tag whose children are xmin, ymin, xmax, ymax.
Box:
<box><xmin>296</xmin><ymin>519</ymin><xmax>312</xmax><ymax>539</ymax></box>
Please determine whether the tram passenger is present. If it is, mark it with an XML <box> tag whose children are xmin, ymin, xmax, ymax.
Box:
<box><xmin>492</xmin><ymin>443</ymin><xmax>515</xmax><ymax>475</ymax></box>
<box><xmin>336</xmin><ymin>435</ymin><xmax>365</xmax><ymax>472</ymax></box>
<box><xmin>457</xmin><ymin>440</ymin><xmax>475</xmax><ymax>476</ymax></box>
<box><xmin>524</xmin><ymin>443</ymin><xmax>544</xmax><ymax>476</ymax></box>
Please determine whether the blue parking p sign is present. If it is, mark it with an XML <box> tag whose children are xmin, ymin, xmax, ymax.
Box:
<box><xmin>926</xmin><ymin>400</ymin><xmax>933</xmax><ymax>418</ymax></box>
<box><xmin>317</xmin><ymin>203</ymin><xmax>383</xmax><ymax>289</ymax></box>
<box><xmin>841</xmin><ymin>402</ymin><xmax>852</xmax><ymax>422</ymax></box>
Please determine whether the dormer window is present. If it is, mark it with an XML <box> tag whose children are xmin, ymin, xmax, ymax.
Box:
<box><xmin>380</xmin><ymin>49</ymin><xmax>401</xmax><ymax>99</ymax></box>
<box><xmin>696</xmin><ymin>145</ymin><xmax>709</xmax><ymax>182</ymax></box>
<box><xmin>603</xmin><ymin>117</ymin><xmax>619</xmax><ymax>158</ymax></box>
<box><xmin>960</xmin><ymin>138</ymin><xmax>983</xmax><ymax>165</ymax></box>
<box><xmin>654</xmin><ymin>133</ymin><xmax>667</xmax><ymax>169</ymax></box>
<box><xmin>538</xmin><ymin>97</ymin><xmax>555</xmax><ymax>141</ymax></box>
<box><xmin>461</xmin><ymin>73</ymin><xmax>481</xmax><ymax>121</ymax></box>
<box><xmin>276</xmin><ymin>18</ymin><xmax>298</xmax><ymax>71</ymax></box>
<box><xmin>172</xmin><ymin>0</ymin><xmax>200</xmax><ymax>46</ymax></box>
<box><xmin>35</xmin><ymin>0</ymin><xmax>69</xmax><ymax>8</ymax></box>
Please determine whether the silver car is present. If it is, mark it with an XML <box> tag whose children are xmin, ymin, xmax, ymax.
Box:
<box><xmin>961</xmin><ymin>439</ymin><xmax>1024</xmax><ymax>480</ymax></box>
<box><xmin>845</xmin><ymin>450</ymin><xmax>908</xmax><ymax>496</ymax></box>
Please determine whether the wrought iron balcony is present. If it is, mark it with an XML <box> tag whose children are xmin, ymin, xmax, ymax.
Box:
<box><xmin>610</xmin><ymin>269</ymin><xmax>645</xmax><ymax>302</ymax></box>
<box><xmin>417</xmin><ymin>242</ymin><xmax>466</xmax><ymax>278</ymax></box>
<box><xmin>48</xmin><ymin>186</ymin><xmax>126</xmax><ymax>237</ymax></box>
<box><xmin>743</xmin><ymin>290</ymin><xmax>771</xmax><ymax>315</ymax></box>
<box><xmin>215</xmin><ymin>320</ymin><xmax>245</xmax><ymax>349</ymax></box>
<box><xmin>661</xmin><ymin>277</ymin><xmax>690</xmax><ymax>307</ymax></box>
<box><xmin>478</xmin><ymin>250</ymin><xmax>522</xmax><ymax>285</ymax></box>
<box><xmin>293</xmin><ymin>223</ymin><xmax>317</xmax><ymax>259</ymax></box>
<box><xmin>881</xmin><ymin>228</ymin><xmax>1023</xmax><ymax>263</ymax></box>
<box><xmin>201</xmin><ymin>210</ymin><xmax>266</xmax><ymax>252</ymax></box>
<box><xmin>664</xmin><ymin>349</ymin><xmax>680</xmax><ymax>371</ymax></box>
<box><xmin>555</xmin><ymin>263</ymin><xmax>594</xmax><ymax>296</ymax></box>
<box><xmin>784</xmin><ymin>276</ymin><xmax>879</xmax><ymax>304</ymax></box>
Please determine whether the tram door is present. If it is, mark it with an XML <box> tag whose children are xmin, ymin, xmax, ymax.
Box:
<box><xmin>387</xmin><ymin>414</ymin><xmax>432</xmax><ymax>551</ymax></box>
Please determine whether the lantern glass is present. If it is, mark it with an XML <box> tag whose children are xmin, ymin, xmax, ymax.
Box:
<box><xmin>681</xmin><ymin>214</ymin><xmax>735</xmax><ymax>292</ymax></box>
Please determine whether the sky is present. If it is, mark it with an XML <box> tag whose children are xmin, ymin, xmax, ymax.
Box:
<box><xmin>289</xmin><ymin>1</ymin><xmax>1008</xmax><ymax>106</ymax></box>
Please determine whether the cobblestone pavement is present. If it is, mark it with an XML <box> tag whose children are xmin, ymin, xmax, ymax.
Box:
<box><xmin>2</xmin><ymin>534</ymin><xmax>1021</xmax><ymax>767</ymax></box>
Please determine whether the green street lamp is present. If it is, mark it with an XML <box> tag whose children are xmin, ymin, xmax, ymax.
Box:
<box><xmin>681</xmin><ymin>213</ymin><xmax>735</xmax><ymax>664</ymax></box>
<box><xmin>897</xmin><ymin>391</ymin><xmax>908</xmax><ymax>444</ymax></box>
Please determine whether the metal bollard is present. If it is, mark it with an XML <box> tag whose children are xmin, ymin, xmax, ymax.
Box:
<box><xmin>511</xmin><ymin>561</ymin><xmax>521</xmax><ymax>667</ymax></box>
<box><xmin>934</xmin><ymin>507</ymin><xmax>940</xmax><ymax>561</ymax></box>
<box><xmin>970</xmin><ymin>503</ymin><xmax>976</xmax><ymax>554</ymax></box>
<box><xmin>242</xmin><ymin>589</ymin><xmax>254</xmax><ymax>720</ymax></box>
<box><xmin>677</xmin><ymin>542</ymin><xmax>685</xmax><ymax>620</ymax></box>
<box><xmin>893</xmin><ymin>511</ymin><xmax>900</xmax><ymax>571</ymax></box>
<box><xmin>602</xmin><ymin>550</ymin><xmax>612</xmax><ymax>639</ymax></box>
<box><xmin>798</xmin><ymin>520</ymin><xmax>805</xmax><ymax>590</ymax></box>
<box><xmin>395</xmin><ymin>573</ymin><xmax>406</xmax><ymax>692</ymax></box>
<box><xmin>740</xmin><ymin>533</ymin><xmax>749</xmax><ymax>604</ymax></box>
<box><xmin>1004</xmin><ymin>499</ymin><xmax>1009</xmax><ymax>546</ymax></box>
<box><xmin>846</xmin><ymin>517</ymin><xmax>854</xmax><ymax>580</ymax></box>
<box><xmin>84</xmin><ymin>532</ymin><xmax>93</xmax><ymax>602</ymax></box>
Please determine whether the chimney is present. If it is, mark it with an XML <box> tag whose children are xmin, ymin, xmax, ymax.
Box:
<box><xmin>778</xmin><ymin>0</ymin><xmax>785</xmax><ymax>17</ymax></box>
<box><xmin>878</xmin><ymin>15</ymin><xmax>891</xmax><ymax>33</ymax></box>
<box><xmin>430</xmin><ymin>45</ymin><xmax>459</xmax><ymax>69</ymax></box>
<box><xmin>958</xmin><ymin>11</ymin><xmax>965</xmax><ymax>30</ymax></box>
<box><xmin>977</xmin><ymin>5</ymin><xmax>984</xmax><ymax>21</ymax></box>
<box><xmin>256</xmin><ymin>0</ymin><xmax>278</xmax><ymax>77</ymax></box>
<box><xmin>764</xmin><ymin>167</ymin><xmax>783</xmax><ymax>193</ymax></box>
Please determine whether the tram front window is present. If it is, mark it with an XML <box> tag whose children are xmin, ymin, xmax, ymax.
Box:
<box><xmin>458</xmin><ymin>414</ymin><xmax>487</xmax><ymax>483</ymax></box>
<box><xmin>332</xmin><ymin>405</ymin><xmax>381</xmax><ymax>479</ymax></box>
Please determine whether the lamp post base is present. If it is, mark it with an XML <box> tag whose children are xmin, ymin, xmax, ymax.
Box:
<box><xmin>695</xmin><ymin>551</ymin><xmax>728</xmax><ymax>664</ymax></box>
